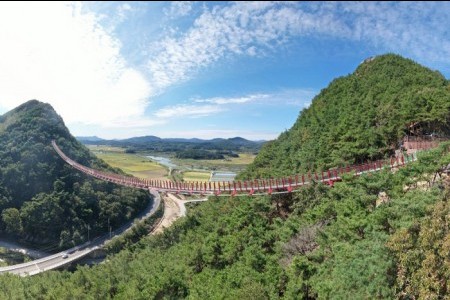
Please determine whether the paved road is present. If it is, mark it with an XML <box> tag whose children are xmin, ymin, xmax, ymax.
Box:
<box><xmin>0</xmin><ymin>189</ymin><xmax>160</xmax><ymax>277</ymax></box>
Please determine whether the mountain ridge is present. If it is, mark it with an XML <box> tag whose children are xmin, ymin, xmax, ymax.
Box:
<box><xmin>77</xmin><ymin>135</ymin><xmax>265</xmax><ymax>144</ymax></box>
<box><xmin>77</xmin><ymin>134</ymin><xmax>265</xmax><ymax>153</ymax></box>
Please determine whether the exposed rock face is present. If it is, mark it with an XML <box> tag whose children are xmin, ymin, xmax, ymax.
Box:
<box><xmin>376</xmin><ymin>191</ymin><xmax>390</xmax><ymax>207</ymax></box>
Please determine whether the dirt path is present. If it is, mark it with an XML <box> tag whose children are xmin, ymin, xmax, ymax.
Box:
<box><xmin>152</xmin><ymin>193</ymin><xmax>183</xmax><ymax>234</ymax></box>
<box><xmin>151</xmin><ymin>193</ymin><xmax>208</xmax><ymax>234</ymax></box>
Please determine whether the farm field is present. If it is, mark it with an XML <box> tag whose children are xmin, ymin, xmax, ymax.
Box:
<box><xmin>181</xmin><ymin>171</ymin><xmax>211</xmax><ymax>182</ymax></box>
<box><xmin>88</xmin><ymin>145</ymin><xmax>168</xmax><ymax>180</ymax></box>
<box><xmin>87</xmin><ymin>145</ymin><xmax>256</xmax><ymax>181</ymax></box>
<box><xmin>171</xmin><ymin>153</ymin><xmax>256</xmax><ymax>173</ymax></box>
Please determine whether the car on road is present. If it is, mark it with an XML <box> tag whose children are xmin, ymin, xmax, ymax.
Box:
<box><xmin>61</xmin><ymin>253</ymin><xmax>69</xmax><ymax>259</ymax></box>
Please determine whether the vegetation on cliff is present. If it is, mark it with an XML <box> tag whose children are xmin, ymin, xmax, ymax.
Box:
<box><xmin>241</xmin><ymin>54</ymin><xmax>450</xmax><ymax>179</ymax></box>
<box><xmin>0</xmin><ymin>100</ymin><xmax>150</xmax><ymax>248</ymax></box>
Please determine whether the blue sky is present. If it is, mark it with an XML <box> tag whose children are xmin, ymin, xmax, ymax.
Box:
<box><xmin>0</xmin><ymin>2</ymin><xmax>449</xmax><ymax>140</ymax></box>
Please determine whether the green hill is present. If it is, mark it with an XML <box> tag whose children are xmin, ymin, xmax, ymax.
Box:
<box><xmin>241</xmin><ymin>54</ymin><xmax>450</xmax><ymax>179</ymax></box>
<box><xmin>0</xmin><ymin>100</ymin><xmax>150</xmax><ymax>248</ymax></box>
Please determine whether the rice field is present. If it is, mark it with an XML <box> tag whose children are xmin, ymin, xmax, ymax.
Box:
<box><xmin>86</xmin><ymin>145</ymin><xmax>256</xmax><ymax>181</ymax></box>
<box><xmin>89</xmin><ymin>146</ymin><xmax>168</xmax><ymax>180</ymax></box>
<box><xmin>210</xmin><ymin>172</ymin><xmax>236</xmax><ymax>182</ymax></box>
<box><xmin>182</xmin><ymin>171</ymin><xmax>211</xmax><ymax>182</ymax></box>
<box><xmin>171</xmin><ymin>153</ymin><xmax>256</xmax><ymax>173</ymax></box>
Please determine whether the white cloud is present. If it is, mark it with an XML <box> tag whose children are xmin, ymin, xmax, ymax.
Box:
<box><xmin>164</xmin><ymin>1</ymin><xmax>193</xmax><ymax>18</ymax></box>
<box><xmin>152</xmin><ymin>89</ymin><xmax>316</xmax><ymax>122</ymax></box>
<box><xmin>146</xmin><ymin>1</ymin><xmax>356</xmax><ymax>91</ymax></box>
<box><xmin>333</xmin><ymin>2</ymin><xmax>450</xmax><ymax>63</ymax></box>
<box><xmin>148</xmin><ymin>2</ymin><xmax>297</xmax><ymax>91</ymax></box>
<box><xmin>147</xmin><ymin>1</ymin><xmax>450</xmax><ymax>93</ymax></box>
<box><xmin>154</xmin><ymin>104</ymin><xmax>224</xmax><ymax>119</ymax></box>
<box><xmin>193</xmin><ymin>89</ymin><xmax>316</xmax><ymax>107</ymax></box>
<box><xmin>194</xmin><ymin>94</ymin><xmax>269</xmax><ymax>105</ymax></box>
<box><xmin>116</xmin><ymin>3</ymin><xmax>133</xmax><ymax>22</ymax></box>
<box><xmin>0</xmin><ymin>2</ymin><xmax>152</xmax><ymax>128</ymax></box>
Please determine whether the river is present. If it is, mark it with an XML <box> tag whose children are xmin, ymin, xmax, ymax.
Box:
<box><xmin>146</xmin><ymin>155</ymin><xmax>177</xmax><ymax>169</ymax></box>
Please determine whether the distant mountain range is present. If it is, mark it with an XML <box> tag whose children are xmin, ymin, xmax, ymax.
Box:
<box><xmin>76</xmin><ymin>135</ymin><xmax>266</xmax><ymax>153</ymax></box>
<box><xmin>76</xmin><ymin>136</ymin><xmax>105</xmax><ymax>142</ymax></box>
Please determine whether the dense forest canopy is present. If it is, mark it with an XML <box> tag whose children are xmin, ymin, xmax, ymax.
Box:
<box><xmin>241</xmin><ymin>54</ymin><xmax>450</xmax><ymax>179</ymax></box>
<box><xmin>0</xmin><ymin>100</ymin><xmax>150</xmax><ymax>248</ymax></box>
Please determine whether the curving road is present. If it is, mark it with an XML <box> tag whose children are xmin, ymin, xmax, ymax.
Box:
<box><xmin>0</xmin><ymin>189</ymin><xmax>160</xmax><ymax>277</ymax></box>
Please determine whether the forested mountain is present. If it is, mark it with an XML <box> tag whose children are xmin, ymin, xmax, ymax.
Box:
<box><xmin>241</xmin><ymin>54</ymin><xmax>450</xmax><ymax>179</ymax></box>
<box><xmin>75</xmin><ymin>136</ymin><xmax>105</xmax><ymax>142</ymax></box>
<box><xmin>0</xmin><ymin>100</ymin><xmax>150</xmax><ymax>248</ymax></box>
<box><xmin>77</xmin><ymin>135</ymin><xmax>265</xmax><ymax>153</ymax></box>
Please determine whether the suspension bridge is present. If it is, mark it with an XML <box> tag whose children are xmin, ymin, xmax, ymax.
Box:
<box><xmin>52</xmin><ymin>139</ymin><xmax>438</xmax><ymax>196</ymax></box>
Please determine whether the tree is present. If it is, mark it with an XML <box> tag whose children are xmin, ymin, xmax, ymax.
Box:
<box><xmin>1</xmin><ymin>208</ymin><xmax>22</xmax><ymax>235</ymax></box>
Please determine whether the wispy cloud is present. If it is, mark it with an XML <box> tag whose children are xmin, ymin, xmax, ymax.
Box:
<box><xmin>333</xmin><ymin>2</ymin><xmax>450</xmax><ymax>63</ymax></box>
<box><xmin>193</xmin><ymin>94</ymin><xmax>269</xmax><ymax>105</ymax></box>
<box><xmin>153</xmin><ymin>89</ymin><xmax>316</xmax><ymax>121</ymax></box>
<box><xmin>147</xmin><ymin>1</ymin><xmax>450</xmax><ymax>92</ymax></box>
<box><xmin>193</xmin><ymin>89</ymin><xmax>316</xmax><ymax>107</ymax></box>
<box><xmin>148</xmin><ymin>2</ymin><xmax>307</xmax><ymax>91</ymax></box>
<box><xmin>154</xmin><ymin>104</ymin><xmax>225</xmax><ymax>119</ymax></box>
<box><xmin>164</xmin><ymin>1</ymin><xmax>193</xmax><ymax>18</ymax></box>
<box><xmin>116</xmin><ymin>3</ymin><xmax>133</xmax><ymax>23</ymax></box>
